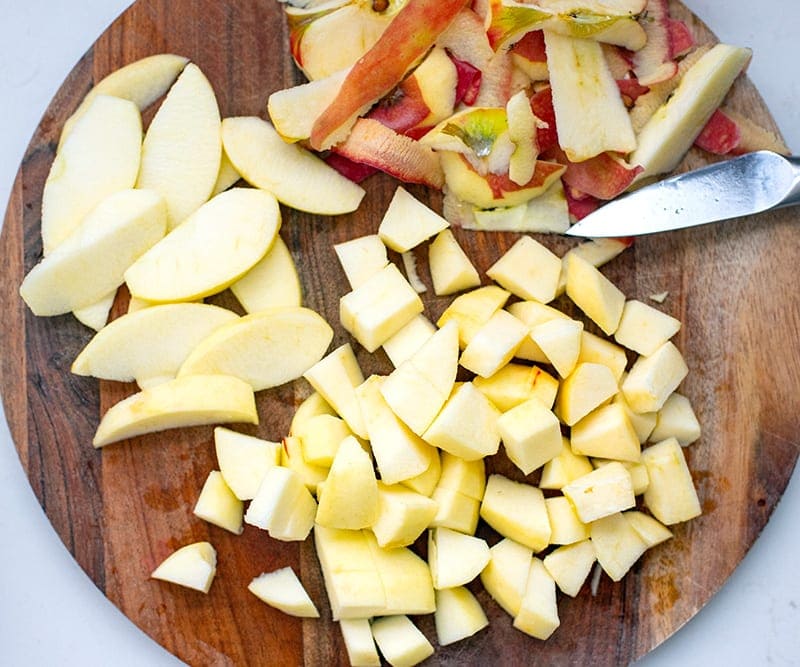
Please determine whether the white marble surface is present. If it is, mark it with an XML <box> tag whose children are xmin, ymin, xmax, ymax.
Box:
<box><xmin>1</xmin><ymin>2</ymin><xmax>798</xmax><ymax>665</ymax></box>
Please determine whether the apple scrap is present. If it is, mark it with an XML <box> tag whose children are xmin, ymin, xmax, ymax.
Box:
<box><xmin>271</xmin><ymin>0</ymin><xmax>788</xmax><ymax>230</ymax></box>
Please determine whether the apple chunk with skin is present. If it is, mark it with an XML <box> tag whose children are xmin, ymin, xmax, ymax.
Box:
<box><xmin>151</xmin><ymin>542</ymin><xmax>216</xmax><ymax>593</ymax></box>
<box><xmin>248</xmin><ymin>567</ymin><xmax>320</xmax><ymax>618</ymax></box>
<box><xmin>92</xmin><ymin>374</ymin><xmax>258</xmax><ymax>448</ymax></box>
<box><xmin>125</xmin><ymin>188</ymin><xmax>281</xmax><ymax>303</ymax></box>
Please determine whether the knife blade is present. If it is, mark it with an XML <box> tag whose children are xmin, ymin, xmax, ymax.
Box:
<box><xmin>564</xmin><ymin>151</ymin><xmax>800</xmax><ymax>238</ymax></box>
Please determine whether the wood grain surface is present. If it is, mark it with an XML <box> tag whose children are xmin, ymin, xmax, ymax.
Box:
<box><xmin>2</xmin><ymin>1</ymin><xmax>799</xmax><ymax>665</ymax></box>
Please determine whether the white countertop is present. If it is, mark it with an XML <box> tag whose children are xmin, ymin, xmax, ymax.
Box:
<box><xmin>1</xmin><ymin>1</ymin><xmax>798</xmax><ymax>665</ymax></box>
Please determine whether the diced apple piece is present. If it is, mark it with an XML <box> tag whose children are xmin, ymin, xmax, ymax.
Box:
<box><xmin>230</xmin><ymin>237</ymin><xmax>302</xmax><ymax>312</ymax></box>
<box><xmin>193</xmin><ymin>470</ymin><xmax>244</xmax><ymax>534</ymax></box>
<box><xmin>570</xmin><ymin>402</ymin><xmax>641</xmax><ymax>462</ymax></box>
<box><xmin>480</xmin><ymin>538</ymin><xmax>533</xmax><ymax>616</ymax></box>
<box><xmin>428</xmin><ymin>527</ymin><xmax>490</xmax><ymax>589</ymax></box>
<box><xmin>281</xmin><ymin>435</ymin><xmax>329</xmax><ymax>494</ymax></box>
<box><xmin>473</xmin><ymin>362</ymin><xmax>559</xmax><ymax>412</ymax></box>
<box><xmin>542</xmin><ymin>539</ymin><xmax>596</xmax><ymax>597</ymax></box>
<box><xmin>513</xmin><ymin>557</ymin><xmax>560</xmax><ymax>640</ymax></box>
<box><xmin>539</xmin><ymin>438</ymin><xmax>595</xmax><ymax>490</ymax></box>
<box><xmin>545</xmin><ymin>495</ymin><xmax>589</xmax><ymax>546</ymax></box>
<box><xmin>556</xmin><ymin>238</ymin><xmax>632</xmax><ymax>296</ymax></box>
<box><xmin>565</xmin><ymin>252</ymin><xmax>625</xmax><ymax>336</ymax></box>
<box><xmin>178</xmin><ymin>307</ymin><xmax>333</xmax><ymax>391</ymax></box>
<box><xmin>214</xmin><ymin>427</ymin><xmax>281</xmax><ymax>501</ymax></box>
<box><xmin>624</xmin><ymin>510</ymin><xmax>673</xmax><ymax>548</ymax></box>
<box><xmin>21</xmin><ymin>189</ymin><xmax>166</xmax><ymax>317</ymax></box>
<box><xmin>316</xmin><ymin>436</ymin><xmax>378</xmax><ymax>530</ymax></box>
<box><xmin>428</xmin><ymin>229</ymin><xmax>481</xmax><ymax>296</ymax></box>
<box><xmin>578</xmin><ymin>331</ymin><xmax>628</xmax><ymax>382</ymax></box>
<box><xmin>382</xmin><ymin>315</ymin><xmax>436</xmax><ymax>368</ymax></box>
<box><xmin>498</xmin><ymin>397</ymin><xmax>563</xmax><ymax>475</ymax></box>
<box><xmin>334</xmin><ymin>235</ymin><xmax>389</xmax><ymax>290</ymax></box>
<box><xmin>544</xmin><ymin>31</ymin><xmax>635</xmax><ymax>162</ymax></box>
<box><xmin>340</xmin><ymin>263</ymin><xmax>424</xmax><ymax>352</ymax></box>
<box><xmin>378</xmin><ymin>186</ymin><xmax>449</xmax><ymax>253</ymax></box>
<box><xmin>401</xmin><ymin>448</ymin><xmax>442</xmax><ymax>498</ymax></box>
<box><xmin>437</xmin><ymin>285</ymin><xmax>511</xmax><ymax>348</ymax></box>
<box><xmin>372</xmin><ymin>483</ymin><xmax>438</xmax><ymax>548</ymax></box>
<box><xmin>222</xmin><ymin>116</ymin><xmax>365</xmax><ymax>214</ymax></box>
<box><xmin>151</xmin><ymin>541</ymin><xmax>216</xmax><ymax>593</ymax></box>
<box><xmin>459</xmin><ymin>309</ymin><xmax>530</xmax><ymax>378</ymax></box>
<box><xmin>590</xmin><ymin>512</ymin><xmax>648</xmax><ymax>581</ymax></box>
<box><xmin>339</xmin><ymin>618</ymin><xmax>381</xmax><ymax>667</ymax></box>
<box><xmin>621</xmin><ymin>341</ymin><xmax>689</xmax><ymax>414</ymax></box>
<box><xmin>370</xmin><ymin>615</ymin><xmax>434</xmax><ymax>667</ymax></box>
<box><xmin>290</xmin><ymin>392</ymin><xmax>336</xmax><ymax>436</ymax></box>
<box><xmin>484</xmin><ymin>240</ymin><xmax>564</xmax><ymax>309</ymax></box>
<box><xmin>614</xmin><ymin>299</ymin><xmax>681</xmax><ymax>356</ymax></box>
<box><xmin>248</xmin><ymin>567</ymin><xmax>320</xmax><ymax>618</ymax></box>
<box><xmin>429</xmin><ymin>487</ymin><xmax>480</xmax><ymax>535</ymax></box>
<box><xmin>613</xmin><ymin>391</ymin><xmax>657</xmax><ymax>444</ymax></box>
<box><xmin>641</xmin><ymin>437</ymin><xmax>701</xmax><ymax>524</ymax></box>
<box><xmin>593</xmin><ymin>458</ymin><xmax>650</xmax><ymax>495</ymax></box>
<box><xmin>125</xmin><ymin>188</ymin><xmax>280</xmax><ymax>303</ymax></box>
<box><xmin>437</xmin><ymin>452</ymin><xmax>486</xmax><ymax>501</ymax></box>
<box><xmin>294</xmin><ymin>414</ymin><xmax>352</xmax><ymax>467</ymax></box>
<box><xmin>481</xmin><ymin>475</ymin><xmax>550</xmax><ymax>551</ymax></box>
<box><xmin>530</xmin><ymin>317</ymin><xmax>583</xmax><ymax>378</ymax></box>
<box><xmin>314</xmin><ymin>525</ymin><xmax>377</xmax><ymax>576</ymax></box>
<box><xmin>423</xmin><ymin>382</ymin><xmax>502</xmax><ymax>460</ymax></box>
<box><xmin>366</xmin><ymin>534</ymin><xmax>436</xmax><ymax>616</ymax></box>
<box><xmin>630</xmin><ymin>44</ymin><xmax>752</xmax><ymax>181</ymax></box>
<box><xmin>507</xmin><ymin>299</ymin><xmax>569</xmax><ymax>363</ymax></box>
<box><xmin>434</xmin><ymin>587</ymin><xmax>489</xmax><ymax>646</ymax></box>
<box><xmin>555</xmin><ymin>362</ymin><xmax>619</xmax><ymax>427</ymax></box>
<box><xmin>650</xmin><ymin>392</ymin><xmax>701</xmax><ymax>445</ymax></box>
<box><xmin>304</xmin><ymin>344</ymin><xmax>368</xmax><ymax>438</ymax></box>
<box><xmin>562</xmin><ymin>461</ymin><xmax>635</xmax><ymax>523</ymax></box>
<box><xmin>245</xmin><ymin>465</ymin><xmax>318</xmax><ymax>541</ymax></box>
<box><xmin>92</xmin><ymin>374</ymin><xmax>257</xmax><ymax>448</ymax></box>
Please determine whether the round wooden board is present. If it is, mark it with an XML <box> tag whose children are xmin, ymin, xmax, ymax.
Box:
<box><xmin>2</xmin><ymin>1</ymin><xmax>799</xmax><ymax>665</ymax></box>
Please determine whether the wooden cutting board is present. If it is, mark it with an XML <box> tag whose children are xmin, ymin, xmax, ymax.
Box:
<box><xmin>2</xmin><ymin>1</ymin><xmax>799</xmax><ymax>664</ymax></box>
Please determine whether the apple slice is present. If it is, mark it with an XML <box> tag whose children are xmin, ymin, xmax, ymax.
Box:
<box><xmin>211</xmin><ymin>147</ymin><xmax>242</xmax><ymax>196</ymax></box>
<box><xmin>230</xmin><ymin>237</ymin><xmax>302</xmax><ymax>312</ymax></box>
<box><xmin>136</xmin><ymin>63</ymin><xmax>221</xmax><ymax>229</ymax></box>
<box><xmin>21</xmin><ymin>189</ymin><xmax>166</xmax><ymax>317</ymax></box>
<box><xmin>222</xmin><ymin>116</ymin><xmax>365</xmax><ymax>214</ymax></box>
<box><xmin>71</xmin><ymin>303</ymin><xmax>238</xmax><ymax>388</ymax></box>
<box><xmin>92</xmin><ymin>374</ymin><xmax>258</xmax><ymax>448</ymax></box>
<box><xmin>309</xmin><ymin>0</ymin><xmax>468</xmax><ymax>150</ymax></box>
<box><xmin>41</xmin><ymin>95</ymin><xmax>142</xmax><ymax>253</ymax></box>
<box><xmin>248</xmin><ymin>567</ymin><xmax>320</xmax><ymax>618</ymax></box>
<box><xmin>151</xmin><ymin>541</ymin><xmax>216</xmax><ymax>593</ymax></box>
<box><xmin>178</xmin><ymin>307</ymin><xmax>333</xmax><ymax>391</ymax></box>
<box><xmin>125</xmin><ymin>188</ymin><xmax>281</xmax><ymax>303</ymax></box>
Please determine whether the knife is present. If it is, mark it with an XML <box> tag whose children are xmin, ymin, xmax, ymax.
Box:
<box><xmin>564</xmin><ymin>151</ymin><xmax>800</xmax><ymax>238</ymax></box>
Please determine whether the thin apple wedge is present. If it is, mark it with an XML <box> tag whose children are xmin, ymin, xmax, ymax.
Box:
<box><xmin>221</xmin><ymin>116</ymin><xmax>365</xmax><ymax>214</ymax></box>
<box><xmin>309</xmin><ymin>0</ymin><xmax>468</xmax><ymax>150</ymax></box>
<box><xmin>230</xmin><ymin>236</ymin><xmax>302</xmax><ymax>312</ymax></box>
<box><xmin>136</xmin><ymin>63</ymin><xmax>222</xmax><ymax>229</ymax></box>
<box><xmin>124</xmin><ymin>188</ymin><xmax>281</xmax><ymax>303</ymax></box>
<box><xmin>72</xmin><ymin>291</ymin><xmax>117</xmax><ymax>332</ymax></box>
<box><xmin>92</xmin><ymin>374</ymin><xmax>258</xmax><ymax>447</ymax></box>
<box><xmin>178</xmin><ymin>307</ymin><xmax>334</xmax><ymax>391</ymax></box>
<box><xmin>71</xmin><ymin>303</ymin><xmax>239</xmax><ymax>388</ymax></box>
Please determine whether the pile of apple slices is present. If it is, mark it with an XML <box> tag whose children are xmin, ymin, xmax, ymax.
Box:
<box><xmin>270</xmin><ymin>0</ymin><xmax>788</xmax><ymax>230</ymax></box>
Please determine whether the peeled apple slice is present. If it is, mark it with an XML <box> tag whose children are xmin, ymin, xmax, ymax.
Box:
<box><xmin>71</xmin><ymin>303</ymin><xmax>239</xmax><ymax>388</ymax></box>
<box><xmin>124</xmin><ymin>187</ymin><xmax>281</xmax><ymax>303</ymax></box>
<box><xmin>92</xmin><ymin>374</ymin><xmax>258</xmax><ymax>447</ymax></box>
<box><xmin>178</xmin><ymin>307</ymin><xmax>334</xmax><ymax>391</ymax></box>
<box><xmin>230</xmin><ymin>237</ymin><xmax>302</xmax><ymax>312</ymax></box>
<box><xmin>221</xmin><ymin>116</ymin><xmax>365</xmax><ymax>215</ymax></box>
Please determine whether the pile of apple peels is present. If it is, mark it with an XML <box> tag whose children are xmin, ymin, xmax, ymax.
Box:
<box><xmin>272</xmin><ymin>0</ymin><xmax>788</xmax><ymax>230</ymax></box>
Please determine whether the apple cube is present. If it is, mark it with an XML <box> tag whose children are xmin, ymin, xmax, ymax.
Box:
<box><xmin>401</xmin><ymin>449</ymin><xmax>442</xmax><ymax>497</ymax></box>
<box><xmin>193</xmin><ymin>470</ymin><xmax>244</xmax><ymax>535</ymax></box>
<box><xmin>650</xmin><ymin>392</ymin><xmax>701</xmax><ymax>446</ymax></box>
<box><xmin>339</xmin><ymin>618</ymin><xmax>381</xmax><ymax>667</ymax></box>
<box><xmin>556</xmin><ymin>238</ymin><xmax>632</xmax><ymax>297</ymax></box>
<box><xmin>213</xmin><ymin>427</ymin><xmax>281</xmax><ymax>501</ymax></box>
<box><xmin>562</xmin><ymin>462</ymin><xmax>636</xmax><ymax>523</ymax></box>
<box><xmin>428</xmin><ymin>527</ymin><xmax>490</xmax><ymax>589</ymax></box>
<box><xmin>613</xmin><ymin>391</ymin><xmax>658</xmax><ymax>444</ymax></box>
<box><xmin>486</xmin><ymin>236</ymin><xmax>562</xmax><ymax>304</ymax></box>
<box><xmin>371</xmin><ymin>483</ymin><xmax>438</xmax><ymax>549</ymax></box>
<box><xmin>280</xmin><ymin>435</ymin><xmax>328</xmax><ymax>494</ymax></box>
<box><xmin>622</xmin><ymin>341</ymin><xmax>689</xmax><ymax>414</ymax></box>
<box><xmin>304</xmin><ymin>344</ymin><xmax>367</xmax><ymax>438</ymax></box>
<box><xmin>507</xmin><ymin>300</ymin><xmax>569</xmax><ymax>363</ymax></box>
<box><xmin>641</xmin><ymin>438</ymin><xmax>702</xmax><ymax>525</ymax></box>
<box><xmin>290</xmin><ymin>392</ymin><xmax>336</xmax><ymax>435</ymax></box>
<box><xmin>334</xmin><ymin>234</ymin><xmax>389</xmax><ymax>290</ymax></box>
<box><xmin>577</xmin><ymin>331</ymin><xmax>628</xmax><ymax>382</ymax></box>
<box><xmin>539</xmin><ymin>439</ymin><xmax>595</xmax><ymax>490</ymax></box>
<box><xmin>316</xmin><ymin>436</ymin><xmax>378</xmax><ymax>530</ymax></box>
<box><xmin>245</xmin><ymin>465</ymin><xmax>317</xmax><ymax>541</ymax></box>
<box><xmin>590</xmin><ymin>512</ymin><xmax>648</xmax><ymax>582</ymax></box>
<box><xmin>624</xmin><ymin>510</ymin><xmax>673</xmax><ymax>548</ymax></box>
<box><xmin>370</xmin><ymin>616</ymin><xmax>434</xmax><ymax>667</ymax></box>
<box><xmin>314</xmin><ymin>525</ymin><xmax>376</xmax><ymax>575</ymax></box>
<box><xmin>437</xmin><ymin>285</ymin><xmax>511</xmax><ymax>348</ymax></box>
<box><xmin>437</xmin><ymin>452</ymin><xmax>486</xmax><ymax>502</ymax></box>
<box><xmin>529</xmin><ymin>317</ymin><xmax>583</xmax><ymax>378</ymax></box>
<box><xmin>340</xmin><ymin>263</ymin><xmax>424</xmax><ymax>353</ymax></box>
<box><xmin>422</xmin><ymin>382</ymin><xmax>502</xmax><ymax>461</ymax></box>
<box><xmin>434</xmin><ymin>587</ymin><xmax>489</xmax><ymax>647</ymax></box>
<box><xmin>428</xmin><ymin>229</ymin><xmax>481</xmax><ymax>296</ymax></box>
<box><xmin>151</xmin><ymin>541</ymin><xmax>216</xmax><ymax>594</ymax></box>
<box><xmin>545</xmin><ymin>496</ymin><xmax>589</xmax><ymax>546</ymax></box>
<box><xmin>230</xmin><ymin>237</ymin><xmax>302</xmax><ymax>312</ymax></box>
<box><xmin>542</xmin><ymin>539</ymin><xmax>596</xmax><ymax>597</ymax></box>
<box><xmin>480</xmin><ymin>537</ymin><xmax>533</xmax><ymax>617</ymax></box>
<box><xmin>570</xmin><ymin>403</ymin><xmax>641</xmax><ymax>463</ymax></box>
<box><xmin>459</xmin><ymin>309</ymin><xmax>530</xmax><ymax>378</ymax></box>
<box><xmin>248</xmin><ymin>567</ymin><xmax>320</xmax><ymax>618</ymax></box>
<box><xmin>294</xmin><ymin>413</ymin><xmax>353</xmax><ymax>467</ymax></box>
<box><xmin>382</xmin><ymin>314</ymin><xmax>436</xmax><ymax>368</ymax></box>
<box><xmin>513</xmin><ymin>557</ymin><xmax>560</xmax><ymax>640</ymax></box>
<box><xmin>429</xmin><ymin>487</ymin><xmax>480</xmax><ymax>535</ymax></box>
<box><xmin>498</xmin><ymin>397</ymin><xmax>563</xmax><ymax>475</ymax></box>
<box><xmin>365</xmin><ymin>535</ymin><xmax>435</xmax><ymax>616</ymax></box>
<box><xmin>481</xmin><ymin>475</ymin><xmax>551</xmax><ymax>552</ymax></box>
<box><xmin>378</xmin><ymin>186</ymin><xmax>449</xmax><ymax>253</ymax></box>
<box><xmin>473</xmin><ymin>362</ymin><xmax>559</xmax><ymax>411</ymax></box>
<box><xmin>565</xmin><ymin>253</ymin><xmax>626</xmax><ymax>336</ymax></box>
<box><xmin>593</xmin><ymin>459</ymin><xmax>650</xmax><ymax>496</ymax></box>
<box><xmin>555</xmin><ymin>362</ymin><xmax>619</xmax><ymax>427</ymax></box>
<box><xmin>614</xmin><ymin>299</ymin><xmax>681</xmax><ymax>356</ymax></box>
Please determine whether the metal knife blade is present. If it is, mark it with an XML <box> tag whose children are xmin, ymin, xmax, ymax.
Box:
<box><xmin>564</xmin><ymin>151</ymin><xmax>800</xmax><ymax>238</ymax></box>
